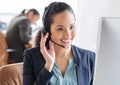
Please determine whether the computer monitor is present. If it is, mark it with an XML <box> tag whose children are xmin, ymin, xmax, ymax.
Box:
<box><xmin>93</xmin><ymin>17</ymin><xmax>120</xmax><ymax>85</ymax></box>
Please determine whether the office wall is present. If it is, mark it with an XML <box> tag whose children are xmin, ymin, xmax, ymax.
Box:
<box><xmin>76</xmin><ymin>0</ymin><xmax>120</xmax><ymax>51</ymax></box>
<box><xmin>0</xmin><ymin>0</ymin><xmax>78</xmax><ymax>20</ymax></box>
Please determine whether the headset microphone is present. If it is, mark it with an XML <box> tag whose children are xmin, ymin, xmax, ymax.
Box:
<box><xmin>50</xmin><ymin>39</ymin><xmax>65</xmax><ymax>48</ymax></box>
<box><xmin>41</xmin><ymin>29</ymin><xmax>65</xmax><ymax>48</ymax></box>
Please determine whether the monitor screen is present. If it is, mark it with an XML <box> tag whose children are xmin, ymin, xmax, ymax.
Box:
<box><xmin>93</xmin><ymin>17</ymin><xmax>120</xmax><ymax>85</ymax></box>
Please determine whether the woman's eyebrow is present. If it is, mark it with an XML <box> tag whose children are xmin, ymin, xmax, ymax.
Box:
<box><xmin>56</xmin><ymin>23</ymin><xmax>75</xmax><ymax>27</ymax></box>
<box><xmin>71</xmin><ymin>23</ymin><xmax>75</xmax><ymax>26</ymax></box>
<box><xmin>56</xmin><ymin>25</ymin><xmax>64</xmax><ymax>28</ymax></box>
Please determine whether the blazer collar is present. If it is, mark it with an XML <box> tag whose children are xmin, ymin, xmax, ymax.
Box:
<box><xmin>71</xmin><ymin>45</ymin><xmax>82</xmax><ymax>66</ymax></box>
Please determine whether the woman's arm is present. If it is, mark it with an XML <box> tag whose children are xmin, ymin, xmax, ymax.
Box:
<box><xmin>23</xmin><ymin>49</ymin><xmax>35</xmax><ymax>85</ymax></box>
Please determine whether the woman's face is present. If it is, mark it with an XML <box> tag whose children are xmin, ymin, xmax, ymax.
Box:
<box><xmin>28</xmin><ymin>11</ymin><xmax>40</xmax><ymax>24</ymax></box>
<box><xmin>30</xmin><ymin>15</ymin><xmax>40</xmax><ymax>24</ymax></box>
<box><xmin>50</xmin><ymin>11</ymin><xmax>76</xmax><ymax>48</ymax></box>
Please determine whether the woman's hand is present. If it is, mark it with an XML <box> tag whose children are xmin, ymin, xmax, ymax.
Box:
<box><xmin>40</xmin><ymin>33</ymin><xmax>55</xmax><ymax>72</ymax></box>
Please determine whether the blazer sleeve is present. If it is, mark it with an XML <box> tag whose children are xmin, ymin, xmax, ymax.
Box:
<box><xmin>23</xmin><ymin>48</ymin><xmax>53</xmax><ymax>85</ymax></box>
<box><xmin>88</xmin><ymin>51</ymin><xmax>95</xmax><ymax>85</ymax></box>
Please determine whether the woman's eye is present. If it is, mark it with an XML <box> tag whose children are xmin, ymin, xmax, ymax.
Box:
<box><xmin>57</xmin><ymin>27</ymin><xmax>63</xmax><ymax>31</ymax></box>
<box><xmin>70</xmin><ymin>25</ymin><xmax>75</xmax><ymax>30</ymax></box>
<box><xmin>70</xmin><ymin>26</ymin><xmax>73</xmax><ymax>29</ymax></box>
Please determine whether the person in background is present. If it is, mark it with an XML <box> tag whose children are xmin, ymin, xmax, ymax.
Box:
<box><xmin>5</xmin><ymin>9</ymin><xmax>40</xmax><ymax>64</ymax></box>
<box><xmin>23</xmin><ymin>2</ymin><xmax>95</xmax><ymax>85</ymax></box>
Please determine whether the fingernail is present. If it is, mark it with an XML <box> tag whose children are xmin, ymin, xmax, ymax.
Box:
<box><xmin>46</xmin><ymin>33</ymin><xmax>49</xmax><ymax>36</ymax></box>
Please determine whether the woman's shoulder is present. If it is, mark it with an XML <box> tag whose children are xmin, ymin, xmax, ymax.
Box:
<box><xmin>24</xmin><ymin>46</ymin><xmax>40</xmax><ymax>56</ymax></box>
<box><xmin>72</xmin><ymin>45</ymin><xmax>95</xmax><ymax>54</ymax></box>
<box><xmin>24</xmin><ymin>46</ymin><xmax>39</xmax><ymax>53</ymax></box>
<box><xmin>72</xmin><ymin>45</ymin><xmax>95</xmax><ymax>68</ymax></box>
<box><xmin>72</xmin><ymin>45</ymin><xmax>95</xmax><ymax>59</ymax></box>
<box><xmin>23</xmin><ymin>46</ymin><xmax>44</xmax><ymax>61</ymax></box>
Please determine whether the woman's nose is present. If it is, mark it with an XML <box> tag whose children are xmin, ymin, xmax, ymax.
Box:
<box><xmin>63</xmin><ymin>29</ymin><xmax>72</xmax><ymax>38</ymax></box>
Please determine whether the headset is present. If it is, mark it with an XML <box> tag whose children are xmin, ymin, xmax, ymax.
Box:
<box><xmin>41</xmin><ymin>28</ymin><xmax>65</xmax><ymax>49</ymax></box>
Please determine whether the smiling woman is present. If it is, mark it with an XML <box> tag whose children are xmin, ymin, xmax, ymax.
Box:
<box><xmin>23</xmin><ymin>2</ymin><xmax>95</xmax><ymax>85</ymax></box>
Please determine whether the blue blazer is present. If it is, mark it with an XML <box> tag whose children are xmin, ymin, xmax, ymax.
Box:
<box><xmin>23</xmin><ymin>45</ymin><xmax>95</xmax><ymax>85</ymax></box>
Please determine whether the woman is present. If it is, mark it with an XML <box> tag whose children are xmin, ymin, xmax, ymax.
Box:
<box><xmin>23</xmin><ymin>2</ymin><xmax>95</xmax><ymax>85</ymax></box>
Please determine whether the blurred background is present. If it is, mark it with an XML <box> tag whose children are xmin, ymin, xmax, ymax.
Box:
<box><xmin>1</xmin><ymin>0</ymin><xmax>120</xmax><ymax>51</ymax></box>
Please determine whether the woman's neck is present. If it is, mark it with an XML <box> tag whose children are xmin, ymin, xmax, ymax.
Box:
<box><xmin>54</xmin><ymin>46</ymin><xmax>73</xmax><ymax>76</ymax></box>
<box><xmin>54</xmin><ymin>45</ymin><xmax>73</xmax><ymax>59</ymax></box>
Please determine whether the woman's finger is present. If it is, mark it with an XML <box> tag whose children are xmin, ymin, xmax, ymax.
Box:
<box><xmin>40</xmin><ymin>33</ymin><xmax>49</xmax><ymax>54</ymax></box>
<box><xmin>48</xmin><ymin>41</ymin><xmax>55</xmax><ymax>58</ymax></box>
<box><xmin>40</xmin><ymin>33</ymin><xmax>48</xmax><ymax>48</ymax></box>
<box><xmin>49</xmin><ymin>41</ymin><xmax>54</xmax><ymax>51</ymax></box>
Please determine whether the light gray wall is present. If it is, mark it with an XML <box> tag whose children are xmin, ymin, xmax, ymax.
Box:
<box><xmin>76</xmin><ymin>0</ymin><xmax>120</xmax><ymax>51</ymax></box>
